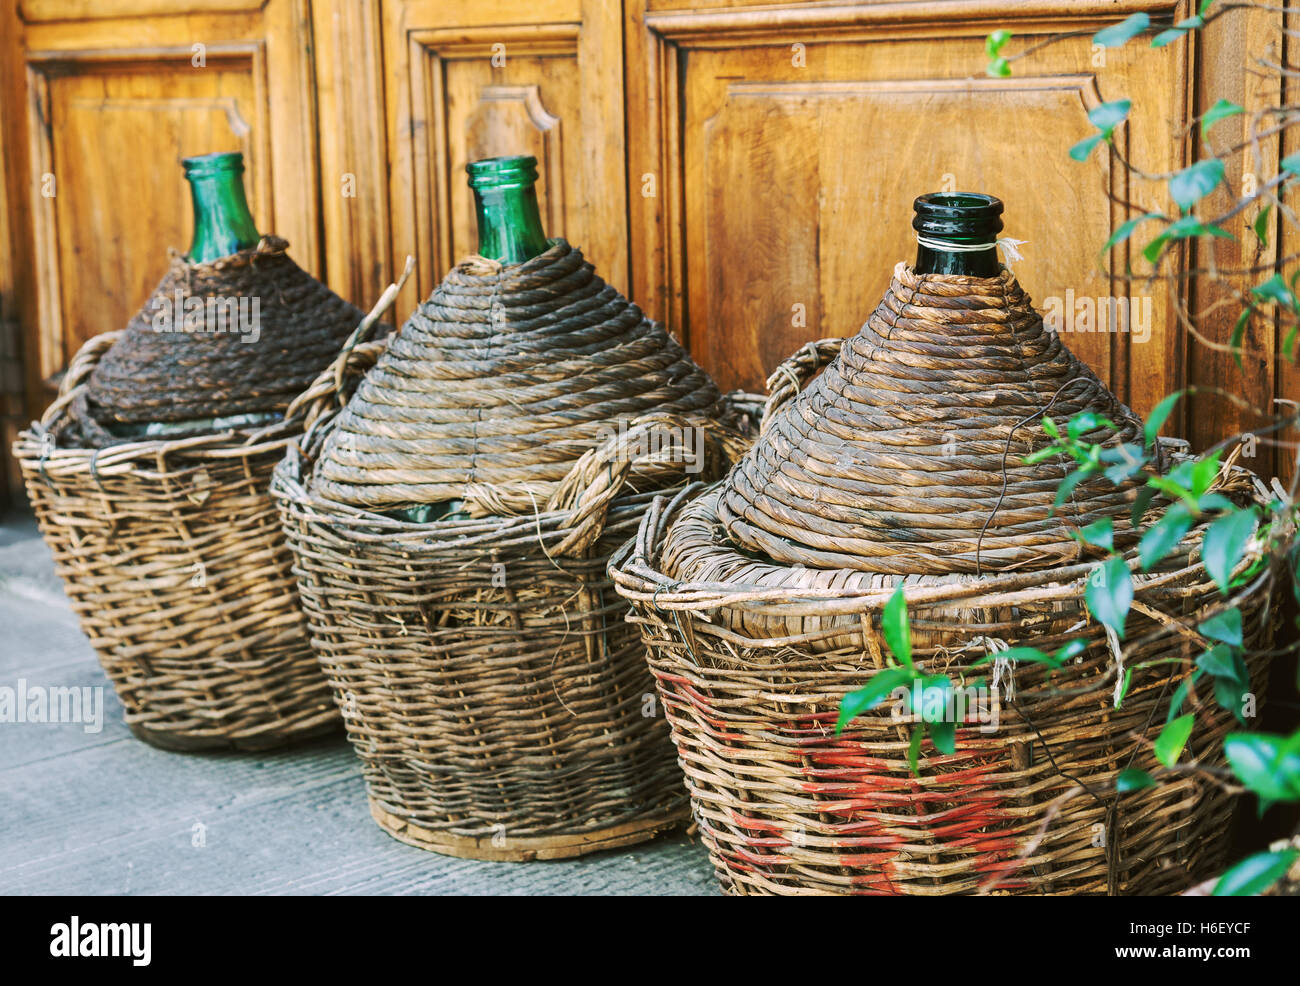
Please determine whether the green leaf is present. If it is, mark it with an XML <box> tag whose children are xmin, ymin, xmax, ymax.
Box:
<box><xmin>1253</xmin><ymin>203</ymin><xmax>1272</xmax><ymax>247</ymax></box>
<box><xmin>882</xmin><ymin>583</ymin><xmax>912</xmax><ymax>669</ymax></box>
<box><xmin>1168</xmin><ymin>669</ymin><xmax>1204</xmax><ymax>723</ymax></box>
<box><xmin>1117</xmin><ymin>666</ymin><xmax>1135</xmax><ymax>706</ymax></box>
<box><xmin>1023</xmin><ymin>444</ymin><xmax>1064</xmax><ymax>465</ymax></box>
<box><xmin>1230</xmin><ymin>306</ymin><xmax>1254</xmax><ymax>369</ymax></box>
<box><xmin>1117</xmin><ymin>767</ymin><xmax>1157</xmax><ymax>792</ymax></box>
<box><xmin>1152</xmin><ymin>16</ymin><xmax>1205</xmax><ymax>48</ymax></box>
<box><xmin>1075</xmin><ymin>518</ymin><xmax>1114</xmax><ymax>551</ymax></box>
<box><xmin>1144</xmin><ymin>391</ymin><xmax>1182</xmax><ymax>447</ymax></box>
<box><xmin>1189</xmin><ymin>451</ymin><xmax>1222</xmax><ymax>499</ymax></box>
<box><xmin>1086</xmin><ymin>556</ymin><xmax>1133</xmax><ymax>639</ymax></box>
<box><xmin>1198</xmin><ymin>645</ymin><xmax>1250</xmax><ymax>721</ymax></box>
<box><xmin>1053</xmin><ymin>465</ymin><xmax>1096</xmax><ymax>512</ymax></box>
<box><xmin>1252</xmin><ymin>272</ymin><xmax>1298</xmax><ymax>311</ymax></box>
<box><xmin>1142</xmin><ymin>215</ymin><xmax>1234</xmax><ymax>264</ymax></box>
<box><xmin>1170</xmin><ymin>159</ymin><xmax>1226</xmax><ymax>211</ymax></box>
<box><xmin>985</xmin><ymin>29</ymin><xmax>1012</xmax><ymax>58</ymax></box>
<box><xmin>1138</xmin><ymin>502</ymin><xmax>1193</xmax><ymax>571</ymax></box>
<box><xmin>1055</xmin><ymin>639</ymin><xmax>1088</xmax><ymax>663</ymax></box>
<box><xmin>1200</xmin><ymin>98</ymin><xmax>1242</xmax><ymax>136</ymax></box>
<box><xmin>1067</xmin><ymin>412</ymin><xmax>1115</xmax><ymax>441</ymax></box>
<box><xmin>987</xmin><ymin>56</ymin><xmax>1011</xmax><ymax>78</ymax></box>
<box><xmin>1199</xmin><ymin>0</ymin><xmax>1216</xmax><ymax>14</ymax></box>
<box><xmin>1094</xmin><ymin>13</ymin><xmax>1150</xmax><ymax>47</ymax></box>
<box><xmin>1280</xmin><ymin>152</ymin><xmax>1300</xmax><ymax>176</ymax></box>
<box><xmin>929</xmin><ymin>719</ymin><xmax>957</xmax><ymax>755</ymax></box>
<box><xmin>1213</xmin><ymin>849</ymin><xmax>1300</xmax><ymax>896</ymax></box>
<box><xmin>1224</xmin><ymin>732</ymin><xmax>1300</xmax><ymax>811</ymax></box>
<box><xmin>907</xmin><ymin>725</ymin><xmax>924</xmax><ymax>776</ymax></box>
<box><xmin>836</xmin><ymin>666</ymin><xmax>914</xmax><ymax>735</ymax></box>
<box><xmin>1069</xmin><ymin>134</ymin><xmax>1102</xmax><ymax>162</ymax></box>
<box><xmin>1102</xmin><ymin>212</ymin><xmax>1165</xmax><ymax>256</ymax></box>
<box><xmin>1203</xmin><ymin>508</ymin><xmax>1259</xmax><ymax>593</ymax></box>
<box><xmin>1088</xmin><ymin>99</ymin><xmax>1131</xmax><ymax>138</ymax></box>
<box><xmin>1198</xmin><ymin>607</ymin><xmax>1243</xmax><ymax>647</ymax></box>
<box><xmin>1041</xmin><ymin>416</ymin><xmax>1060</xmax><ymax>440</ymax></box>
<box><xmin>1155</xmin><ymin>713</ymin><xmax>1195</xmax><ymax>767</ymax></box>
<box><xmin>1131</xmin><ymin>485</ymin><xmax>1157</xmax><ymax>527</ymax></box>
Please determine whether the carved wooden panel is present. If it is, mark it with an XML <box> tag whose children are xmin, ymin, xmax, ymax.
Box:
<box><xmin>12</xmin><ymin>0</ymin><xmax>319</xmax><ymax>387</ymax></box>
<box><xmin>28</xmin><ymin>51</ymin><xmax>266</xmax><ymax>376</ymax></box>
<box><xmin>627</xmin><ymin>0</ymin><xmax>1190</xmax><ymax>414</ymax></box>
<box><xmin>383</xmin><ymin>0</ymin><xmax>627</xmax><ymax>318</ymax></box>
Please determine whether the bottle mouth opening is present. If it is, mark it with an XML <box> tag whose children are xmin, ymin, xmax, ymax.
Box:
<box><xmin>182</xmin><ymin>151</ymin><xmax>246</xmax><ymax>178</ymax></box>
<box><xmin>913</xmin><ymin>192</ymin><xmax>1004</xmax><ymax>240</ymax></box>
<box><xmin>466</xmin><ymin>155</ymin><xmax>540</xmax><ymax>190</ymax></box>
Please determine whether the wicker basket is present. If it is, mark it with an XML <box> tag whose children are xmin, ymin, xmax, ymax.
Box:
<box><xmin>611</xmin><ymin>475</ymin><xmax>1273</xmax><ymax>895</ymax></box>
<box><xmin>272</xmin><ymin>242</ymin><xmax>754</xmax><ymax>859</ymax></box>
<box><xmin>609</xmin><ymin>293</ymin><xmax>1280</xmax><ymax>894</ymax></box>
<box><xmin>14</xmin><ymin>333</ymin><xmax>340</xmax><ymax>750</ymax></box>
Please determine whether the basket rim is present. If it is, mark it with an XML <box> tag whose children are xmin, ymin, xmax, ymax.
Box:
<box><xmin>608</xmin><ymin>460</ymin><xmax>1276</xmax><ymax>617</ymax></box>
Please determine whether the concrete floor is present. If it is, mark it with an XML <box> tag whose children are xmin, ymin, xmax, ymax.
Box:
<box><xmin>0</xmin><ymin>513</ymin><xmax>718</xmax><ymax>896</ymax></box>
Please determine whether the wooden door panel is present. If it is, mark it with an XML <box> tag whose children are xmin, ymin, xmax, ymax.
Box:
<box><xmin>11</xmin><ymin>1</ymin><xmax>318</xmax><ymax>389</ymax></box>
<box><xmin>630</xmin><ymin>1</ymin><xmax>1188</xmax><ymax>414</ymax></box>
<box><xmin>384</xmin><ymin>0</ymin><xmax>628</xmax><ymax>319</ymax></box>
<box><xmin>35</xmin><ymin>54</ymin><xmax>266</xmax><ymax>373</ymax></box>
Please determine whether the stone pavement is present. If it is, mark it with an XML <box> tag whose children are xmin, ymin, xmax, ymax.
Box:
<box><xmin>0</xmin><ymin>513</ymin><xmax>718</xmax><ymax>895</ymax></box>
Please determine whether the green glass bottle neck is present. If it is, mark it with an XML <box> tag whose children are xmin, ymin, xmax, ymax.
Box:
<box><xmin>914</xmin><ymin>240</ymin><xmax>1000</xmax><ymax>277</ymax></box>
<box><xmin>185</xmin><ymin>158</ymin><xmax>260</xmax><ymax>264</ymax></box>
<box><xmin>472</xmin><ymin>183</ymin><xmax>549</xmax><ymax>264</ymax></box>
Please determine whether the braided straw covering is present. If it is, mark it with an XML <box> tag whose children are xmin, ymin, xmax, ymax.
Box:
<box><xmin>69</xmin><ymin>236</ymin><xmax>367</xmax><ymax>446</ymax></box>
<box><xmin>312</xmin><ymin>240</ymin><xmax>725</xmax><ymax>509</ymax></box>
<box><xmin>13</xmin><ymin>332</ymin><xmax>340</xmax><ymax>750</ymax></box>
<box><xmin>273</xmin><ymin>331</ymin><xmax>753</xmax><ymax>859</ymax></box>
<box><xmin>610</xmin><ymin>459</ymin><xmax>1280</xmax><ymax>895</ymax></box>
<box><xmin>718</xmin><ymin>264</ymin><xmax>1152</xmax><ymax>575</ymax></box>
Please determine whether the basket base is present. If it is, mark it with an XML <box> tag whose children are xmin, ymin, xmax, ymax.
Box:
<box><xmin>128</xmin><ymin>718</ymin><xmax>341</xmax><ymax>753</ymax></box>
<box><xmin>369</xmin><ymin>800</ymin><xmax>687</xmax><ymax>862</ymax></box>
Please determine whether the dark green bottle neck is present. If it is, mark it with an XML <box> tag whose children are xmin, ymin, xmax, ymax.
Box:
<box><xmin>912</xmin><ymin>191</ymin><xmax>1004</xmax><ymax>277</ymax></box>
<box><xmin>185</xmin><ymin>155</ymin><xmax>259</xmax><ymax>264</ymax></box>
<box><xmin>472</xmin><ymin>183</ymin><xmax>549</xmax><ymax>264</ymax></box>
<box><xmin>914</xmin><ymin>241</ymin><xmax>1001</xmax><ymax>277</ymax></box>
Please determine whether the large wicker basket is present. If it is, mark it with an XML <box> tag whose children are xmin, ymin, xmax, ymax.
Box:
<box><xmin>13</xmin><ymin>333</ymin><xmax>339</xmax><ymax>750</ymax></box>
<box><xmin>609</xmin><ymin>335</ymin><xmax>1279</xmax><ymax>895</ymax></box>
<box><xmin>273</xmin><ymin>337</ymin><xmax>756</xmax><ymax>859</ymax></box>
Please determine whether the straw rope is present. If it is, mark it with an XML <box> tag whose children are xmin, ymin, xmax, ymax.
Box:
<box><xmin>312</xmin><ymin>239</ymin><xmax>727</xmax><ymax>509</ymax></box>
<box><xmin>68</xmin><ymin>236</ymin><xmax>369</xmax><ymax>446</ymax></box>
<box><xmin>718</xmin><ymin>264</ymin><xmax>1153</xmax><ymax>575</ymax></box>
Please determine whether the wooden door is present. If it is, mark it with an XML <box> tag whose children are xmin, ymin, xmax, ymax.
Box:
<box><xmin>625</xmin><ymin>0</ymin><xmax>1192</xmax><ymax>417</ymax></box>
<box><xmin>380</xmin><ymin>0</ymin><xmax>629</xmax><ymax>320</ymax></box>
<box><xmin>2</xmin><ymin>0</ymin><xmax>320</xmax><ymax>407</ymax></box>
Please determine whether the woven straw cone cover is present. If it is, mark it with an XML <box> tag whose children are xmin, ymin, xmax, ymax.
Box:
<box><xmin>75</xmin><ymin>236</ymin><xmax>366</xmax><ymax>441</ymax></box>
<box><xmin>311</xmin><ymin>239</ymin><xmax>725</xmax><ymax>509</ymax></box>
<box><xmin>715</xmin><ymin>263</ymin><xmax>1150</xmax><ymax>576</ymax></box>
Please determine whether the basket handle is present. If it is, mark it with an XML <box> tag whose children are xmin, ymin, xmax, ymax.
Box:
<box><xmin>762</xmin><ymin>337</ymin><xmax>843</xmax><ymax>433</ymax></box>
<box><xmin>541</xmin><ymin>413</ymin><xmax>739</xmax><ymax>558</ymax></box>
<box><xmin>39</xmin><ymin>331</ymin><xmax>123</xmax><ymax>427</ymax></box>
<box><xmin>284</xmin><ymin>255</ymin><xmax>414</xmax><ymax>431</ymax></box>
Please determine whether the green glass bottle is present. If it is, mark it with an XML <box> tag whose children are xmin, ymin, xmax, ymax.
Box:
<box><xmin>913</xmin><ymin>192</ymin><xmax>1003</xmax><ymax>277</ymax></box>
<box><xmin>183</xmin><ymin>151</ymin><xmax>260</xmax><ymax>264</ymax></box>
<box><xmin>466</xmin><ymin>155</ymin><xmax>550</xmax><ymax>263</ymax></box>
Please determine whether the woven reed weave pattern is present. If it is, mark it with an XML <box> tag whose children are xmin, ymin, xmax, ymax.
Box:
<box><xmin>718</xmin><ymin>264</ymin><xmax>1150</xmax><ymax>575</ymax></box>
<box><xmin>312</xmin><ymin>239</ymin><xmax>725</xmax><ymax>509</ymax></box>
<box><xmin>70</xmin><ymin>236</ymin><xmax>366</xmax><ymax>444</ymax></box>
<box><xmin>14</xmin><ymin>334</ymin><xmax>338</xmax><ymax>751</ymax></box>
<box><xmin>610</xmin><ymin>471</ymin><xmax>1276</xmax><ymax>896</ymax></box>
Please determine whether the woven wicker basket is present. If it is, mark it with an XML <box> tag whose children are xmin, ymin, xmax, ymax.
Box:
<box><xmin>272</xmin><ymin>243</ymin><xmax>755</xmax><ymax>860</ymax></box>
<box><xmin>14</xmin><ymin>333</ymin><xmax>339</xmax><ymax>750</ymax></box>
<box><xmin>609</xmin><ymin>325</ymin><xmax>1280</xmax><ymax>895</ymax></box>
